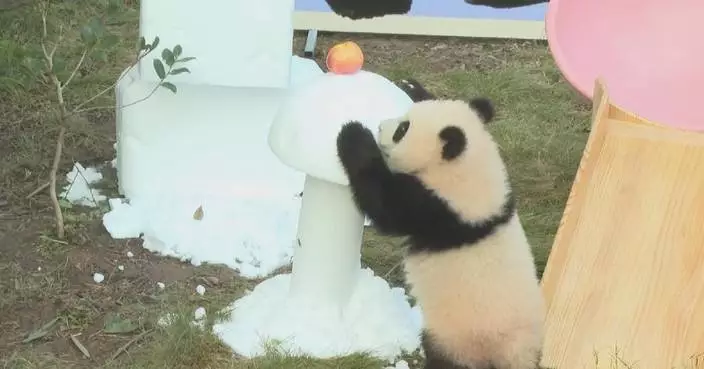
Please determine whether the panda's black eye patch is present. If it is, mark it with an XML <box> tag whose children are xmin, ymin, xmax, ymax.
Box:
<box><xmin>440</xmin><ymin>126</ymin><xmax>466</xmax><ymax>160</ymax></box>
<box><xmin>392</xmin><ymin>120</ymin><xmax>410</xmax><ymax>143</ymax></box>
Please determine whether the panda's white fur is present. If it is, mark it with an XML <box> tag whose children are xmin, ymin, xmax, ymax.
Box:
<box><xmin>336</xmin><ymin>79</ymin><xmax>545</xmax><ymax>369</ymax></box>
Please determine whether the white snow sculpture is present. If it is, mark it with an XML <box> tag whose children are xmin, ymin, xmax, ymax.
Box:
<box><xmin>104</xmin><ymin>0</ymin><xmax>324</xmax><ymax>278</ymax></box>
<box><xmin>213</xmin><ymin>64</ymin><xmax>423</xmax><ymax>359</ymax></box>
<box><xmin>269</xmin><ymin>70</ymin><xmax>413</xmax><ymax>308</ymax></box>
<box><xmin>139</xmin><ymin>0</ymin><xmax>294</xmax><ymax>88</ymax></box>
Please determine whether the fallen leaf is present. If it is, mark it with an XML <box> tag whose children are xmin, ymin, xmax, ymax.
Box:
<box><xmin>70</xmin><ymin>334</ymin><xmax>91</xmax><ymax>358</ymax></box>
<box><xmin>193</xmin><ymin>205</ymin><xmax>204</xmax><ymax>220</ymax></box>
<box><xmin>103</xmin><ymin>313</ymin><xmax>138</xmax><ymax>334</ymax></box>
<box><xmin>201</xmin><ymin>276</ymin><xmax>220</xmax><ymax>286</ymax></box>
<box><xmin>23</xmin><ymin>317</ymin><xmax>59</xmax><ymax>343</ymax></box>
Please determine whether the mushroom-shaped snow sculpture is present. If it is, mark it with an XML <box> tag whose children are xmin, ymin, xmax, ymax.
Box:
<box><xmin>212</xmin><ymin>45</ymin><xmax>422</xmax><ymax>360</ymax></box>
<box><xmin>268</xmin><ymin>68</ymin><xmax>412</xmax><ymax>308</ymax></box>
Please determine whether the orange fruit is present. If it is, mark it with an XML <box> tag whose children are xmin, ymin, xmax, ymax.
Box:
<box><xmin>326</xmin><ymin>41</ymin><xmax>364</xmax><ymax>74</ymax></box>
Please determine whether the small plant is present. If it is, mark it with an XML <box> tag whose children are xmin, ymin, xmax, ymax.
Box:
<box><xmin>33</xmin><ymin>1</ymin><xmax>195</xmax><ymax>239</ymax></box>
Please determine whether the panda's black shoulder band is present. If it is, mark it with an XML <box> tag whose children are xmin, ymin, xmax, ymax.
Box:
<box><xmin>406</xmin><ymin>191</ymin><xmax>516</xmax><ymax>254</ymax></box>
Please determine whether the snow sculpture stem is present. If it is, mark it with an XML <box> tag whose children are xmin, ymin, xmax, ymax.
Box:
<box><xmin>288</xmin><ymin>174</ymin><xmax>364</xmax><ymax>311</ymax></box>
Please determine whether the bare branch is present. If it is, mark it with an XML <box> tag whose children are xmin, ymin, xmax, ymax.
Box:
<box><xmin>26</xmin><ymin>181</ymin><xmax>50</xmax><ymax>199</ymax></box>
<box><xmin>75</xmin><ymin>82</ymin><xmax>161</xmax><ymax>114</ymax></box>
<box><xmin>49</xmin><ymin>127</ymin><xmax>66</xmax><ymax>239</ymax></box>
<box><xmin>62</xmin><ymin>48</ymin><xmax>88</xmax><ymax>91</ymax></box>
<box><xmin>71</xmin><ymin>48</ymin><xmax>156</xmax><ymax>114</ymax></box>
<box><xmin>48</xmin><ymin>25</ymin><xmax>62</xmax><ymax>60</ymax></box>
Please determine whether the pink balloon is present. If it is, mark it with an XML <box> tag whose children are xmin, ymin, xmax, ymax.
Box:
<box><xmin>546</xmin><ymin>0</ymin><xmax>704</xmax><ymax>131</ymax></box>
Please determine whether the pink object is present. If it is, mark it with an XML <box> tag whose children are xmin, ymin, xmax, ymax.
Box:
<box><xmin>546</xmin><ymin>0</ymin><xmax>704</xmax><ymax>131</ymax></box>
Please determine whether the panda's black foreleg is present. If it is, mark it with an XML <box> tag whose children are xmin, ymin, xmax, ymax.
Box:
<box><xmin>336</xmin><ymin>121</ymin><xmax>415</xmax><ymax>236</ymax></box>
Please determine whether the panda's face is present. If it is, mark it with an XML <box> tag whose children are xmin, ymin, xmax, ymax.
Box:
<box><xmin>378</xmin><ymin>99</ymin><xmax>491</xmax><ymax>174</ymax></box>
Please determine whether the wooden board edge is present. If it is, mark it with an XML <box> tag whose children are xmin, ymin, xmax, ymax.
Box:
<box><xmin>540</xmin><ymin>79</ymin><xmax>612</xmax><ymax>305</ymax></box>
<box><xmin>293</xmin><ymin>11</ymin><xmax>547</xmax><ymax>40</ymax></box>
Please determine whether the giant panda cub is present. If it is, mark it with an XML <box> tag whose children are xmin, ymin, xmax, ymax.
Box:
<box><xmin>335</xmin><ymin>79</ymin><xmax>545</xmax><ymax>369</ymax></box>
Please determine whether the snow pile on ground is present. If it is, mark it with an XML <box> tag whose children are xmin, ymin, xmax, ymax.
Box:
<box><xmin>60</xmin><ymin>162</ymin><xmax>106</xmax><ymax>206</ymax></box>
<box><xmin>103</xmin><ymin>189</ymin><xmax>302</xmax><ymax>278</ymax></box>
<box><xmin>213</xmin><ymin>268</ymin><xmax>423</xmax><ymax>361</ymax></box>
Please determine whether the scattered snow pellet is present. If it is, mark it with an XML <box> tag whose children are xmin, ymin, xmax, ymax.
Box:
<box><xmin>384</xmin><ymin>360</ymin><xmax>410</xmax><ymax>369</ymax></box>
<box><xmin>117</xmin><ymin>265</ymin><xmax>125</xmax><ymax>271</ymax></box>
<box><xmin>156</xmin><ymin>282</ymin><xmax>165</xmax><ymax>289</ymax></box>
<box><xmin>194</xmin><ymin>307</ymin><xmax>206</xmax><ymax>321</ymax></box>
<box><xmin>93</xmin><ymin>273</ymin><xmax>105</xmax><ymax>283</ymax></box>
<box><xmin>127</xmin><ymin>251</ymin><xmax>134</xmax><ymax>258</ymax></box>
<box><xmin>195</xmin><ymin>285</ymin><xmax>206</xmax><ymax>295</ymax></box>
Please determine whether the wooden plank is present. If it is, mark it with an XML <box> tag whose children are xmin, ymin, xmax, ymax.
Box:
<box><xmin>540</xmin><ymin>82</ymin><xmax>704</xmax><ymax>369</ymax></box>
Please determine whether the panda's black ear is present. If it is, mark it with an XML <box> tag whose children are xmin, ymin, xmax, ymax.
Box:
<box><xmin>439</xmin><ymin>126</ymin><xmax>467</xmax><ymax>161</ymax></box>
<box><xmin>468</xmin><ymin>97</ymin><xmax>495</xmax><ymax>124</ymax></box>
<box><xmin>396</xmin><ymin>78</ymin><xmax>436</xmax><ymax>102</ymax></box>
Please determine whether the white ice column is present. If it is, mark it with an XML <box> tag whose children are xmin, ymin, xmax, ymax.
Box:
<box><xmin>288</xmin><ymin>175</ymin><xmax>365</xmax><ymax>310</ymax></box>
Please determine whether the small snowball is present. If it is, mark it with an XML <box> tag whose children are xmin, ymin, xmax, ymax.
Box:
<box><xmin>127</xmin><ymin>251</ymin><xmax>134</xmax><ymax>258</ymax></box>
<box><xmin>157</xmin><ymin>282</ymin><xmax>165</xmax><ymax>289</ymax></box>
<box><xmin>117</xmin><ymin>265</ymin><xmax>125</xmax><ymax>271</ymax></box>
<box><xmin>93</xmin><ymin>273</ymin><xmax>105</xmax><ymax>283</ymax></box>
<box><xmin>194</xmin><ymin>307</ymin><xmax>206</xmax><ymax>320</ymax></box>
<box><xmin>37</xmin><ymin>266</ymin><xmax>42</xmax><ymax>271</ymax></box>
<box><xmin>384</xmin><ymin>360</ymin><xmax>410</xmax><ymax>369</ymax></box>
<box><xmin>195</xmin><ymin>285</ymin><xmax>206</xmax><ymax>295</ymax></box>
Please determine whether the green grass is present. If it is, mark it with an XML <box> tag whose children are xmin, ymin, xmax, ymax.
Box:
<box><xmin>0</xmin><ymin>1</ymin><xmax>595</xmax><ymax>368</ymax></box>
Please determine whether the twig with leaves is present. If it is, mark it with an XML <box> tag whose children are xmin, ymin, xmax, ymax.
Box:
<box><xmin>36</xmin><ymin>1</ymin><xmax>195</xmax><ymax>239</ymax></box>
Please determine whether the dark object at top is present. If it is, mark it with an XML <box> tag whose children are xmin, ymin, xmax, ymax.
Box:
<box><xmin>325</xmin><ymin>0</ymin><xmax>412</xmax><ymax>20</ymax></box>
<box><xmin>324</xmin><ymin>0</ymin><xmax>547</xmax><ymax>20</ymax></box>
<box><xmin>464</xmin><ymin>0</ymin><xmax>548</xmax><ymax>8</ymax></box>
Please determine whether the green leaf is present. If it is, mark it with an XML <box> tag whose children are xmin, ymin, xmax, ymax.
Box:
<box><xmin>87</xmin><ymin>17</ymin><xmax>106</xmax><ymax>38</ymax></box>
<box><xmin>176</xmin><ymin>56</ymin><xmax>196</xmax><ymax>63</ymax></box>
<box><xmin>173</xmin><ymin>44</ymin><xmax>182</xmax><ymax>59</ymax></box>
<box><xmin>160</xmin><ymin>82</ymin><xmax>177</xmax><ymax>93</ymax></box>
<box><xmin>169</xmin><ymin>67</ymin><xmax>190</xmax><ymax>75</ymax></box>
<box><xmin>23</xmin><ymin>317</ymin><xmax>59</xmax><ymax>343</ymax></box>
<box><xmin>150</xmin><ymin>36</ymin><xmax>160</xmax><ymax>51</ymax></box>
<box><xmin>80</xmin><ymin>25</ymin><xmax>96</xmax><ymax>46</ymax></box>
<box><xmin>153</xmin><ymin>59</ymin><xmax>166</xmax><ymax>79</ymax></box>
<box><xmin>103</xmin><ymin>314</ymin><xmax>138</xmax><ymax>334</ymax></box>
<box><xmin>161</xmin><ymin>48</ymin><xmax>175</xmax><ymax>67</ymax></box>
<box><xmin>138</xmin><ymin>36</ymin><xmax>146</xmax><ymax>50</ymax></box>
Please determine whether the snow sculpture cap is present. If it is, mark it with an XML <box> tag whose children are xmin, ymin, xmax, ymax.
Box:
<box><xmin>268</xmin><ymin>52</ymin><xmax>413</xmax><ymax>185</ymax></box>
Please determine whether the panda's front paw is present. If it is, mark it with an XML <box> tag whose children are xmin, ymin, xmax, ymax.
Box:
<box><xmin>336</xmin><ymin>121</ymin><xmax>382</xmax><ymax>176</ymax></box>
<box><xmin>396</xmin><ymin>78</ymin><xmax>435</xmax><ymax>102</ymax></box>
